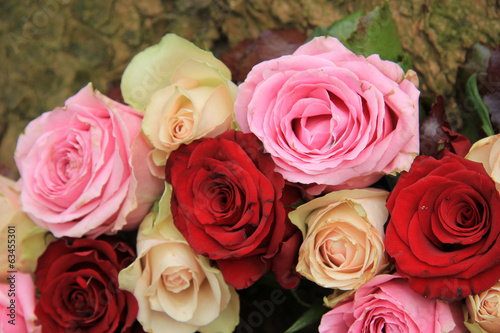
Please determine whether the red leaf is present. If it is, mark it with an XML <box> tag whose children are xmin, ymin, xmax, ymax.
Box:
<box><xmin>419</xmin><ymin>95</ymin><xmax>471</xmax><ymax>158</ymax></box>
<box><xmin>478</xmin><ymin>45</ymin><xmax>500</xmax><ymax>133</ymax></box>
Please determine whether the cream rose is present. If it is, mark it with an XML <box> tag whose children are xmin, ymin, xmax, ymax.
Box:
<box><xmin>289</xmin><ymin>188</ymin><xmax>389</xmax><ymax>290</ymax></box>
<box><xmin>466</xmin><ymin>134</ymin><xmax>500</xmax><ymax>193</ymax></box>
<box><xmin>120</xmin><ymin>34</ymin><xmax>237</xmax><ymax>178</ymax></box>
<box><xmin>119</xmin><ymin>185</ymin><xmax>239</xmax><ymax>333</ymax></box>
<box><xmin>0</xmin><ymin>175</ymin><xmax>53</xmax><ymax>280</ymax></box>
<box><xmin>465</xmin><ymin>280</ymin><xmax>500</xmax><ymax>332</ymax></box>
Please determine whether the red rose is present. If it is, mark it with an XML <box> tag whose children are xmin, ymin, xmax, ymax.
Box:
<box><xmin>34</xmin><ymin>237</ymin><xmax>139</xmax><ymax>333</ymax></box>
<box><xmin>385</xmin><ymin>152</ymin><xmax>500</xmax><ymax>300</ymax></box>
<box><xmin>165</xmin><ymin>130</ymin><xmax>301</xmax><ymax>289</ymax></box>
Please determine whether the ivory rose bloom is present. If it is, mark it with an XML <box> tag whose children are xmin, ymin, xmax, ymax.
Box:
<box><xmin>319</xmin><ymin>274</ymin><xmax>467</xmax><ymax>333</ymax></box>
<box><xmin>0</xmin><ymin>272</ymin><xmax>41</xmax><ymax>333</ymax></box>
<box><xmin>121</xmin><ymin>34</ymin><xmax>237</xmax><ymax>177</ymax></box>
<box><xmin>466</xmin><ymin>134</ymin><xmax>500</xmax><ymax>193</ymax></box>
<box><xmin>289</xmin><ymin>188</ymin><xmax>389</xmax><ymax>290</ymax></box>
<box><xmin>0</xmin><ymin>175</ymin><xmax>53</xmax><ymax>280</ymax></box>
<box><xmin>119</xmin><ymin>185</ymin><xmax>239</xmax><ymax>333</ymax></box>
<box><xmin>235</xmin><ymin>36</ymin><xmax>419</xmax><ymax>188</ymax></box>
<box><xmin>465</xmin><ymin>280</ymin><xmax>500</xmax><ymax>332</ymax></box>
<box><xmin>15</xmin><ymin>83</ymin><xmax>164</xmax><ymax>238</ymax></box>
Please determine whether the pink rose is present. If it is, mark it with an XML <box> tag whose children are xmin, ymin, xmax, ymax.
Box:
<box><xmin>0</xmin><ymin>272</ymin><xmax>41</xmax><ymax>333</ymax></box>
<box><xmin>235</xmin><ymin>36</ymin><xmax>419</xmax><ymax>188</ymax></box>
<box><xmin>319</xmin><ymin>274</ymin><xmax>466</xmax><ymax>333</ymax></box>
<box><xmin>15</xmin><ymin>83</ymin><xmax>163</xmax><ymax>238</ymax></box>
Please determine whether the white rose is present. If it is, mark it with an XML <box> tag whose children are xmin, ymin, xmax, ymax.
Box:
<box><xmin>121</xmin><ymin>34</ymin><xmax>237</xmax><ymax>178</ymax></box>
<box><xmin>119</xmin><ymin>184</ymin><xmax>239</xmax><ymax>333</ymax></box>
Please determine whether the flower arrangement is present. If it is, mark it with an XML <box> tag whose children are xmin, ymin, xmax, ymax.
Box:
<box><xmin>2</xmin><ymin>4</ymin><xmax>500</xmax><ymax>333</ymax></box>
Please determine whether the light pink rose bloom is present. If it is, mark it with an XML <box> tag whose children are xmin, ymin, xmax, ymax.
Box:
<box><xmin>15</xmin><ymin>83</ymin><xmax>164</xmax><ymax>238</ymax></box>
<box><xmin>235</xmin><ymin>36</ymin><xmax>420</xmax><ymax>188</ymax></box>
<box><xmin>319</xmin><ymin>274</ymin><xmax>467</xmax><ymax>333</ymax></box>
<box><xmin>0</xmin><ymin>272</ymin><xmax>41</xmax><ymax>333</ymax></box>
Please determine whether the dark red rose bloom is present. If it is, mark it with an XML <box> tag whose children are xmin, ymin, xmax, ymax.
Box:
<box><xmin>165</xmin><ymin>130</ymin><xmax>301</xmax><ymax>289</ymax></box>
<box><xmin>34</xmin><ymin>237</ymin><xmax>139</xmax><ymax>333</ymax></box>
<box><xmin>385</xmin><ymin>152</ymin><xmax>500</xmax><ymax>301</ymax></box>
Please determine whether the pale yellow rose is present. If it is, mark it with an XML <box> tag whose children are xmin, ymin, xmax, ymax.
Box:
<box><xmin>119</xmin><ymin>184</ymin><xmax>239</xmax><ymax>333</ymax></box>
<box><xmin>0</xmin><ymin>175</ymin><xmax>54</xmax><ymax>280</ymax></box>
<box><xmin>289</xmin><ymin>188</ymin><xmax>390</xmax><ymax>290</ymax></box>
<box><xmin>465</xmin><ymin>280</ymin><xmax>500</xmax><ymax>332</ymax></box>
<box><xmin>466</xmin><ymin>134</ymin><xmax>500</xmax><ymax>193</ymax></box>
<box><xmin>121</xmin><ymin>34</ymin><xmax>237</xmax><ymax>178</ymax></box>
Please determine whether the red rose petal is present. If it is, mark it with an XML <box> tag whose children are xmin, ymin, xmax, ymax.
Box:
<box><xmin>217</xmin><ymin>256</ymin><xmax>269</xmax><ymax>290</ymax></box>
<box><xmin>166</xmin><ymin>130</ymin><xmax>296</xmax><ymax>289</ymax></box>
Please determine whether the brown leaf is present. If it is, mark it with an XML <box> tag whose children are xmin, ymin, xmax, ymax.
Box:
<box><xmin>478</xmin><ymin>45</ymin><xmax>500</xmax><ymax>133</ymax></box>
<box><xmin>221</xmin><ymin>29</ymin><xmax>307</xmax><ymax>83</ymax></box>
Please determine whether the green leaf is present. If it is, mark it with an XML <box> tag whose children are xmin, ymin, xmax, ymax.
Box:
<box><xmin>307</xmin><ymin>3</ymin><xmax>413</xmax><ymax>71</ymax></box>
<box><xmin>344</xmin><ymin>3</ymin><xmax>408</xmax><ymax>65</ymax></box>
<box><xmin>285</xmin><ymin>304</ymin><xmax>328</xmax><ymax>333</ymax></box>
<box><xmin>307</xmin><ymin>12</ymin><xmax>362</xmax><ymax>43</ymax></box>
<box><xmin>454</xmin><ymin>44</ymin><xmax>492</xmax><ymax>142</ymax></box>
<box><xmin>466</xmin><ymin>73</ymin><xmax>495</xmax><ymax>137</ymax></box>
<box><xmin>396</xmin><ymin>52</ymin><xmax>414</xmax><ymax>76</ymax></box>
<box><xmin>307</xmin><ymin>26</ymin><xmax>330</xmax><ymax>42</ymax></box>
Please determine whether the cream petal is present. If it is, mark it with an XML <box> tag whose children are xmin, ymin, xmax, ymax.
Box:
<box><xmin>195</xmin><ymin>85</ymin><xmax>235</xmax><ymax>137</ymax></box>
<box><xmin>467</xmin><ymin>134</ymin><xmax>500</xmax><ymax>193</ymax></box>
<box><xmin>198</xmin><ymin>288</ymin><xmax>240</xmax><ymax>333</ymax></box>
<box><xmin>120</xmin><ymin>186</ymin><xmax>239</xmax><ymax>332</ymax></box>
<box><xmin>142</xmin><ymin>81</ymin><xmax>196</xmax><ymax>149</ymax></box>
<box><xmin>156</xmin><ymin>271</ymin><xmax>198</xmax><ymax>321</ymax></box>
<box><xmin>121</xmin><ymin>33</ymin><xmax>231</xmax><ymax>111</ymax></box>
<box><xmin>172</xmin><ymin>58</ymin><xmax>231</xmax><ymax>90</ymax></box>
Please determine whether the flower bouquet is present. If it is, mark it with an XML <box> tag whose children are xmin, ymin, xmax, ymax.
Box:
<box><xmin>2</xmin><ymin>4</ymin><xmax>500</xmax><ymax>333</ymax></box>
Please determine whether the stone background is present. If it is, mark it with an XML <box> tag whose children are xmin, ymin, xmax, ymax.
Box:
<box><xmin>1</xmin><ymin>0</ymin><xmax>499</xmax><ymax>176</ymax></box>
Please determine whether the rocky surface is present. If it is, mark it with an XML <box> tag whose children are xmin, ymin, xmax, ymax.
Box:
<box><xmin>1</xmin><ymin>0</ymin><xmax>499</xmax><ymax>176</ymax></box>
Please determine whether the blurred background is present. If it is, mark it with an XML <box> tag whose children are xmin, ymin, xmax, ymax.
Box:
<box><xmin>0</xmin><ymin>0</ymin><xmax>499</xmax><ymax>177</ymax></box>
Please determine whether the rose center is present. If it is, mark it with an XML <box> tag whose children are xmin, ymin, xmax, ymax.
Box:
<box><xmin>482</xmin><ymin>294</ymin><xmax>500</xmax><ymax>316</ymax></box>
<box><xmin>53</xmin><ymin>134</ymin><xmax>83</xmax><ymax>184</ymax></box>
<box><xmin>197</xmin><ymin>174</ymin><xmax>243</xmax><ymax>224</ymax></box>
<box><xmin>207</xmin><ymin>183</ymin><xmax>232</xmax><ymax>213</ymax></box>
<box><xmin>165</xmin><ymin>106</ymin><xmax>194</xmax><ymax>142</ymax></box>
<box><xmin>162</xmin><ymin>267</ymin><xmax>193</xmax><ymax>293</ymax></box>
<box><xmin>322</xmin><ymin>238</ymin><xmax>348</xmax><ymax>267</ymax></box>
<box><xmin>437</xmin><ymin>192</ymin><xmax>488</xmax><ymax>246</ymax></box>
<box><xmin>292</xmin><ymin>111</ymin><xmax>333</xmax><ymax>150</ymax></box>
<box><xmin>71</xmin><ymin>291</ymin><xmax>93</xmax><ymax>316</ymax></box>
<box><xmin>66</xmin><ymin>281</ymin><xmax>95</xmax><ymax>318</ymax></box>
